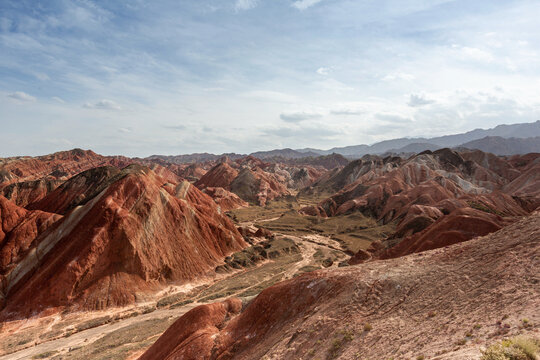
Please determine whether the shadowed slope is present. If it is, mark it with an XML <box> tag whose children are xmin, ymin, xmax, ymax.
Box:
<box><xmin>0</xmin><ymin>196</ymin><xmax>61</xmax><ymax>307</ymax></box>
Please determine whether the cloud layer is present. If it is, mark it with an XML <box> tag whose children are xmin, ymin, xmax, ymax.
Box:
<box><xmin>7</xmin><ymin>91</ymin><xmax>36</xmax><ymax>102</ymax></box>
<box><xmin>0</xmin><ymin>0</ymin><xmax>539</xmax><ymax>157</ymax></box>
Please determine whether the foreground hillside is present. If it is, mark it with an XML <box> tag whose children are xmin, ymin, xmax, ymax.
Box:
<box><xmin>141</xmin><ymin>212</ymin><xmax>540</xmax><ymax>360</ymax></box>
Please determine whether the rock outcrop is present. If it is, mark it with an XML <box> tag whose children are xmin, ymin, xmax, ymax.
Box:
<box><xmin>202</xmin><ymin>187</ymin><xmax>248</xmax><ymax>211</ymax></box>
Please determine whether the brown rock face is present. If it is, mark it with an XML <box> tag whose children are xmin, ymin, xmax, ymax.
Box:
<box><xmin>139</xmin><ymin>298</ymin><xmax>242</xmax><ymax>360</ymax></box>
<box><xmin>140</xmin><ymin>212</ymin><xmax>540</xmax><ymax>360</ymax></box>
<box><xmin>196</xmin><ymin>158</ymin><xmax>293</xmax><ymax>206</ymax></box>
<box><xmin>0</xmin><ymin>178</ymin><xmax>63</xmax><ymax>207</ymax></box>
<box><xmin>195</xmin><ymin>163</ymin><xmax>239</xmax><ymax>190</ymax></box>
<box><xmin>1</xmin><ymin>165</ymin><xmax>245</xmax><ymax>317</ymax></box>
<box><xmin>503</xmin><ymin>154</ymin><xmax>540</xmax><ymax>203</ymax></box>
<box><xmin>347</xmin><ymin>248</ymin><xmax>371</xmax><ymax>265</ymax></box>
<box><xmin>378</xmin><ymin>207</ymin><xmax>508</xmax><ymax>259</ymax></box>
<box><xmin>202</xmin><ymin>187</ymin><xmax>248</xmax><ymax>211</ymax></box>
<box><xmin>27</xmin><ymin>166</ymin><xmax>123</xmax><ymax>214</ymax></box>
<box><xmin>0</xmin><ymin>196</ymin><xmax>61</xmax><ymax>305</ymax></box>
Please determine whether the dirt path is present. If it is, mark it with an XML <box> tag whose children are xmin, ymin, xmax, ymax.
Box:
<box><xmin>0</xmin><ymin>303</ymin><xmax>199</xmax><ymax>360</ymax></box>
<box><xmin>282</xmin><ymin>235</ymin><xmax>318</xmax><ymax>279</ymax></box>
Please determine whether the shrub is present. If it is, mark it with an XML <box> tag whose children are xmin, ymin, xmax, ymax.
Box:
<box><xmin>481</xmin><ymin>337</ymin><xmax>540</xmax><ymax>360</ymax></box>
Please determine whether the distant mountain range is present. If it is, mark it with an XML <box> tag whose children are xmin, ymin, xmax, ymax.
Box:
<box><xmin>296</xmin><ymin>120</ymin><xmax>540</xmax><ymax>156</ymax></box>
<box><xmin>149</xmin><ymin>120</ymin><xmax>540</xmax><ymax>163</ymax></box>
<box><xmin>458</xmin><ymin>136</ymin><xmax>540</xmax><ymax>155</ymax></box>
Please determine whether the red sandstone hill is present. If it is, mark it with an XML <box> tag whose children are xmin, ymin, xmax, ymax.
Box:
<box><xmin>0</xmin><ymin>196</ymin><xmax>61</xmax><ymax>308</ymax></box>
<box><xmin>26</xmin><ymin>166</ymin><xmax>123</xmax><ymax>214</ymax></box>
<box><xmin>140</xmin><ymin>212</ymin><xmax>540</xmax><ymax>360</ymax></box>
<box><xmin>0</xmin><ymin>165</ymin><xmax>245</xmax><ymax>317</ymax></box>
<box><xmin>0</xmin><ymin>149</ymin><xmax>132</xmax><ymax>186</ymax></box>
<box><xmin>194</xmin><ymin>156</ymin><xmax>328</xmax><ymax>206</ymax></box>
<box><xmin>301</xmin><ymin>149</ymin><xmax>539</xmax><ymax>259</ymax></box>
<box><xmin>0</xmin><ymin>178</ymin><xmax>63</xmax><ymax>207</ymax></box>
<box><xmin>202</xmin><ymin>187</ymin><xmax>248</xmax><ymax>212</ymax></box>
<box><xmin>260</xmin><ymin>153</ymin><xmax>350</xmax><ymax>170</ymax></box>
<box><xmin>195</xmin><ymin>163</ymin><xmax>239</xmax><ymax>190</ymax></box>
<box><xmin>195</xmin><ymin>158</ymin><xmax>292</xmax><ymax>206</ymax></box>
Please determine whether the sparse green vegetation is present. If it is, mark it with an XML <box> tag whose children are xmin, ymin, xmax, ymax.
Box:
<box><xmin>327</xmin><ymin>329</ymin><xmax>355</xmax><ymax>359</ymax></box>
<box><xmin>229</xmin><ymin>197</ymin><xmax>395</xmax><ymax>254</ymax></box>
<box><xmin>49</xmin><ymin>318</ymin><xmax>176</xmax><ymax>360</ymax></box>
<box><xmin>32</xmin><ymin>351</ymin><xmax>59</xmax><ymax>359</ymax></box>
<box><xmin>467</xmin><ymin>200</ymin><xmax>503</xmax><ymax>216</ymax></box>
<box><xmin>328</xmin><ymin>338</ymin><xmax>343</xmax><ymax>359</ymax></box>
<box><xmin>481</xmin><ymin>337</ymin><xmax>540</xmax><ymax>360</ymax></box>
<box><xmin>363</xmin><ymin>323</ymin><xmax>372</xmax><ymax>332</ymax></box>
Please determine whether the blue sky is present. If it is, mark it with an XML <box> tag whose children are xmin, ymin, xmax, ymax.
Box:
<box><xmin>1</xmin><ymin>0</ymin><xmax>539</xmax><ymax>156</ymax></box>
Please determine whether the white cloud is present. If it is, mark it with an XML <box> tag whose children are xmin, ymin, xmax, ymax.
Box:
<box><xmin>83</xmin><ymin>99</ymin><xmax>121</xmax><ymax>110</ymax></box>
<box><xmin>235</xmin><ymin>0</ymin><xmax>258</xmax><ymax>11</ymax></box>
<box><xmin>316</xmin><ymin>66</ymin><xmax>330</xmax><ymax>75</ymax></box>
<box><xmin>280</xmin><ymin>111</ymin><xmax>323</xmax><ymax>122</ymax></box>
<box><xmin>243</xmin><ymin>90</ymin><xmax>297</xmax><ymax>103</ymax></box>
<box><xmin>408</xmin><ymin>94</ymin><xmax>435</xmax><ymax>107</ymax></box>
<box><xmin>2</xmin><ymin>1</ymin><xmax>540</xmax><ymax>157</ymax></box>
<box><xmin>52</xmin><ymin>96</ymin><xmax>65</xmax><ymax>103</ymax></box>
<box><xmin>35</xmin><ymin>73</ymin><xmax>50</xmax><ymax>81</ymax></box>
<box><xmin>7</xmin><ymin>91</ymin><xmax>36</xmax><ymax>102</ymax></box>
<box><xmin>330</xmin><ymin>108</ymin><xmax>364</xmax><ymax>115</ymax></box>
<box><xmin>264</xmin><ymin>125</ymin><xmax>341</xmax><ymax>139</ymax></box>
<box><xmin>119</xmin><ymin>127</ymin><xmax>132</xmax><ymax>133</ymax></box>
<box><xmin>292</xmin><ymin>0</ymin><xmax>323</xmax><ymax>10</ymax></box>
<box><xmin>375</xmin><ymin>113</ymin><xmax>413</xmax><ymax>123</ymax></box>
<box><xmin>382</xmin><ymin>72</ymin><xmax>415</xmax><ymax>81</ymax></box>
<box><xmin>162</xmin><ymin>124</ymin><xmax>187</xmax><ymax>131</ymax></box>
<box><xmin>44</xmin><ymin>138</ymin><xmax>74</xmax><ymax>146</ymax></box>
<box><xmin>459</xmin><ymin>47</ymin><xmax>494</xmax><ymax>63</ymax></box>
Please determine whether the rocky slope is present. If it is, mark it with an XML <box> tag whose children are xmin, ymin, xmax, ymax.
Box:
<box><xmin>0</xmin><ymin>178</ymin><xmax>63</xmax><ymax>207</ymax></box>
<box><xmin>140</xmin><ymin>212</ymin><xmax>540</xmax><ymax>360</ymax></box>
<box><xmin>195</xmin><ymin>156</ymin><xmax>325</xmax><ymax>206</ymax></box>
<box><xmin>0</xmin><ymin>196</ymin><xmax>62</xmax><ymax>308</ymax></box>
<box><xmin>302</xmin><ymin>149</ymin><xmax>538</xmax><ymax>259</ymax></box>
<box><xmin>0</xmin><ymin>165</ymin><xmax>245</xmax><ymax>317</ymax></box>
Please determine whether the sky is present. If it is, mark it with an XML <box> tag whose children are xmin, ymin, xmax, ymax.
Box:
<box><xmin>1</xmin><ymin>0</ymin><xmax>539</xmax><ymax>157</ymax></box>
